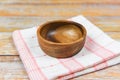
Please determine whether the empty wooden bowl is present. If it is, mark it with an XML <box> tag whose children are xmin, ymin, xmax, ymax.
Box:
<box><xmin>37</xmin><ymin>20</ymin><xmax>87</xmax><ymax>58</ymax></box>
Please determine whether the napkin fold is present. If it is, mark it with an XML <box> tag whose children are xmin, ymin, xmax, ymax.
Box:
<box><xmin>12</xmin><ymin>15</ymin><xmax>120</xmax><ymax>80</ymax></box>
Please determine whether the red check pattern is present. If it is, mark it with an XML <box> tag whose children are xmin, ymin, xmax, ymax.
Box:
<box><xmin>12</xmin><ymin>15</ymin><xmax>120</xmax><ymax>80</ymax></box>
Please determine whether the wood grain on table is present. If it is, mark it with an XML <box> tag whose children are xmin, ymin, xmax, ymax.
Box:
<box><xmin>0</xmin><ymin>0</ymin><xmax>120</xmax><ymax>80</ymax></box>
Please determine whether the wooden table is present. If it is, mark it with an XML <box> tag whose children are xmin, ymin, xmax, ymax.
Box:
<box><xmin>0</xmin><ymin>0</ymin><xmax>120</xmax><ymax>80</ymax></box>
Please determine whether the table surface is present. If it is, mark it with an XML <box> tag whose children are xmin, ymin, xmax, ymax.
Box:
<box><xmin>0</xmin><ymin>0</ymin><xmax>120</xmax><ymax>80</ymax></box>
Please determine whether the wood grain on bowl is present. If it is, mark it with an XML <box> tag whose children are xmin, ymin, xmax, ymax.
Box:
<box><xmin>37</xmin><ymin>20</ymin><xmax>86</xmax><ymax>58</ymax></box>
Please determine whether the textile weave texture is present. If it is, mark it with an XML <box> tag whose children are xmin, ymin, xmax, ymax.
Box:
<box><xmin>12</xmin><ymin>15</ymin><xmax>120</xmax><ymax>80</ymax></box>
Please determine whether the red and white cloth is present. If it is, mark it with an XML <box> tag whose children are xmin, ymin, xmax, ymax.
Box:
<box><xmin>12</xmin><ymin>15</ymin><xmax>120</xmax><ymax>80</ymax></box>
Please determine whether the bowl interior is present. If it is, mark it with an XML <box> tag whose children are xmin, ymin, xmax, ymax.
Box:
<box><xmin>39</xmin><ymin>21</ymin><xmax>85</xmax><ymax>43</ymax></box>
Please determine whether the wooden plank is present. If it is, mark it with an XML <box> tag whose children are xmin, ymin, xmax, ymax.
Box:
<box><xmin>0</xmin><ymin>16</ymin><xmax>120</xmax><ymax>32</ymax></box>
<box><xmin>0</xmin><ymin>33</ymin><xmax>17</xmax><ymax>55</ymax></box>
<box><xmin>0</xmin><ymin>4</ymin><xmax>119</xmax><ymax>16</ymax></box>
<box><xmin>0</xmin><ymin>56</ymin><xmax>119</xmax><ymax>80</ymax></box>
<box><xmin>0</xmin><ymin>16</ymin><xmax>68</xmax><ymax>32</ymax></box>
<box><xmin>0</xmin><ymin>32</ymin><xmax>120</xmax><ymax>56</ymax></box>
<box><xmin>104</xmin><ymin>32</ymin><xmax>120</xmax><ymax>40</ymax></box>
<box><xmin>87</xmin><ymin>16</ymin><xmax>120</xmax><ymax>32</ymax></box>
<box><xmin>0</xmin><ymin>0</ymin><xmax>120</xmax><ymax>4</ymax></box>
<box><xmin>0</xmin><ymin>56</ymin><xmax>28</xmax><ymax>80</ymax></box>
<box><xmin>107</xmin><ymin>32</ymin><xmax>120</xmax><ymax>40</ymax></box>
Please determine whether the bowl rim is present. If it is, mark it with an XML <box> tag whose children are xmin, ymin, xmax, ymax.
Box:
<box><xmin>37</xmin><ymin>20</ymin><xmax>87</xmax><ymax>45</ymax></box>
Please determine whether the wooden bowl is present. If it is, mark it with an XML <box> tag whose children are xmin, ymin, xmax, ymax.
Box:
<box><xmin>37</xmin><ymin>20</ymin><xmax>87</xmax><ymax>58</ymax></box>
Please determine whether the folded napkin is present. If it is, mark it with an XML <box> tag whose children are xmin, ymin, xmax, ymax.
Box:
<box><xmin>12</xmin><ymin>15</ymin><xmax>120</xmax><ymax>80</ymax></box>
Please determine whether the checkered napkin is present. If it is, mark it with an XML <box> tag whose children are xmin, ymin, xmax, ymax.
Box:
<box><xmin>12</xmin><ymin>15</ymin><xmax>120</xmax><ymax>80</ymax></box>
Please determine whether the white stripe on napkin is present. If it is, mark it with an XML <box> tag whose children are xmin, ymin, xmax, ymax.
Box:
<box><xmin>12</xmin><ymin>15</ymin><xmax>120</xmax><ymax>80</ymax></box>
